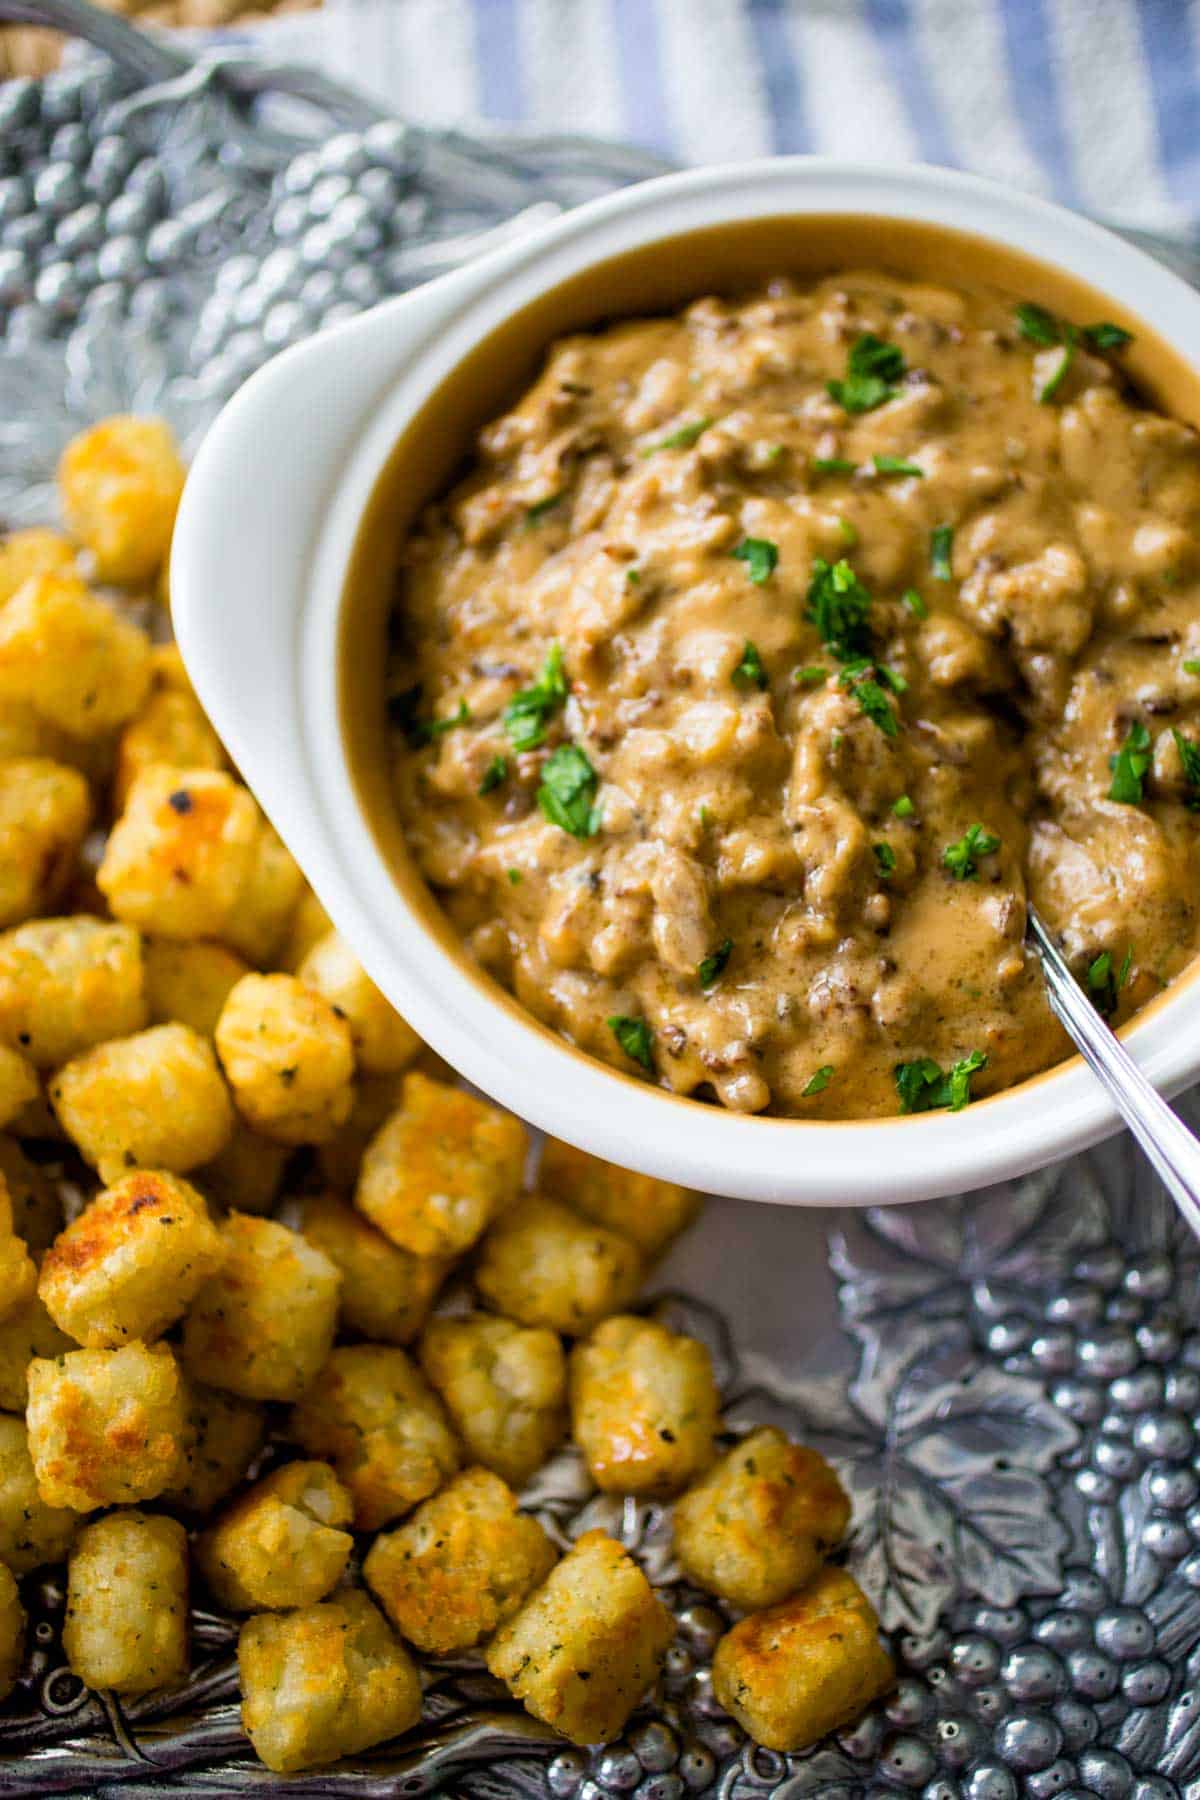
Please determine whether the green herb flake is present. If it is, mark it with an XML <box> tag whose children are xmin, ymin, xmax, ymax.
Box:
<box><xmin>805</xmin><ymin>558</ymin><xmax>874</xmax><ymax>660</ymax></box>
<box><xmin>793</xmin><ymin>664</ymin><xmax>828</xmax><ymax>686</ymax></box>
<box><xmin>1084</xmin><ymin>322</ymin><xmax>1133</xmax><ymax>351</ymax></box>
<box><xmin>478</xmin><ymin>755</ymin><xmax>508</xmax><ymax>795</ymax></box>
<box><xmin>942</xmin><ymin>822</ymin><xmax>1001</xmax><ymax>880</ymax></box>
<box><xmin>642</xmin><ymin>417</ymin><xmax>712</xmax><ymax>455</ymax></box>
<box><xmin>930</xmin><ymin>525</ymin><xmax>954</xmax><ymax>582</ymax></box>
<box><xmin>1108</xmin><ymin>720</ymin><xmax>1152</xmax><ymax>805</ymax></box>
<box><xmin>873</xmin><ymin>455</ymin><xmax>923</xmax><ymax>478</ymax></box>
<box><xmin>732</xmin><ymin>640</ymin><xmax>769</xmax><ymax>691</ymax></box>
<box><xmin>1037</xmin><ymin>339</ymin><xmax>1075</xmax><ymax>404</ymax></box>
<box><xmin>699</xmin><ymin>803</ymin><xmax>714</xmax><ymax>829</ymax></box>
<box><xmin>698</xmin><ymin>938</ymin><xmax>733</xmax><ymax>988</ymax></box>
<box><xmin>392</xmin><ymin>688</ymin><xmax>470</xmax><ymax>747</ymax></box>
<box><xmin>1183</xmin><ymin>658</ymin><xmax>1200</xmax><ymax>676</ymax></box>
<box><xmin>608</xmin><ymin>1015</ymin><xmax>654</xmax><ymax>1070</ymax></box>
<box><xmin>836</xmin><ymin>516</ymin><xmax>858</xmax><ymax>546</ymax></box>
<box><xmin>894</xmin><ymin>1049</ymin><xmax>988</xmax><ymax>1114</ymax></box>
<box><xmin>827</xmin><ymin>333</ymin><xmax>906</xmax><ymax>414</ymax></box>
<box><xmin>1088</xmin><ymin>945</ymin><xmax>1133</xmax><ymax>1018</ymax></box>
<box><xmin>626</xmin><ymin>567</ymin><xmax>642</xmax><ymax>586</ymax></box>
<box><xmin>732</xmin><ymin>537</ymin><xmax>779</xmax><ymax>585</ymax></box>
<box><xmin>1014</xmin><ymin>302</ymin><xmax>1063</xmax><ymax>346</ymax></box>
<box><xmin>762</xmin><ymin>443</ymin><xmax>785</xmax><ymax>464</ymax></box>
<box><xmin>812</xmin><ymin>456</ymin><xmax>856</xmax><ymax>475</ymax></box>
<box><xmin>507</xmin><ymin>868</ymin><xmax>522</xmax><ymax>885</ymax></box>
<box><xmin>901</xmin><ymin>587</ymin><xmax>928</xmax><ymax>619</ymax></box>
<box><xmin>537</xmin><ymin>744</ymin><xmax>600</xmax><ymax>839</ymax></box>
<box><xmin>802</xmin><ymin>1065</ymin><xmax>834</xmax><ymax>1097</ymax></box>
<box><xmin>526</xmin><ymin>491</ymin><xmax>564</xmax><ymax>522</ymax></box>
<box><xmin>842</xmin><ymin>666</ymin><xmax>901</xmax><ymax>738</ymax></box>
<box><xmin>1171</xmin><ymin>727</ymin><xmax>1200</xmax><ymax>809</ymax></box>
<box><xmin>892</xmin><ymin>794</ymin><xmax>915</xmax><ymax>819</ymax></box>
<box><xmin>873</xmin><ymin>842</ymin><xmax>897</xmax><ymax>879</ymax></box>
<box><xmin>504</xmin><ymin>643</ymin><xmax>569</xmax><ymax>751</ymax></box>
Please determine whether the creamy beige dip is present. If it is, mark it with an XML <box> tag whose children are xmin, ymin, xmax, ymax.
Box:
<box><xmin>386</xmin><ymin>271</ymin><xmax>1200</xmax><ymax>1119</ymax></box>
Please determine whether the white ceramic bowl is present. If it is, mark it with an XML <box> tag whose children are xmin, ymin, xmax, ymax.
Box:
<box><xmin>172</xmin><ymin>157</ymin><xmax>1200</xmax><ymax>1208</ymax></box>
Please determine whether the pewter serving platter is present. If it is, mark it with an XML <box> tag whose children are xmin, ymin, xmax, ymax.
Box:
<box><xmin>2</xmin><ymin>15</ymin><xmax>1200</xmax><ymax>1797</ymax></box>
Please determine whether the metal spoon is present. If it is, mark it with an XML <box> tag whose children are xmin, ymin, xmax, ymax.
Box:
<box><xmin>1028</xmin><ymin>906</ymin><xmax>1200</xmax><ymax>1235</ymax></box>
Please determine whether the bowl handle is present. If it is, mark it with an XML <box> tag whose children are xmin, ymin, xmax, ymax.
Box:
<box><xmin>170</xmin><ymin>264</ymin><xmax>484</xmax><ymax>845</ymax></box>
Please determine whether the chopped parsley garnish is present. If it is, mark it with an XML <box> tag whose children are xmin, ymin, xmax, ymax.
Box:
<box><xmin>942</xmin><ymin>823</ymin><xmax>1001</xmax><ymax>880</ymax></box>
<box><xmin>1171</xmin><ymin>728</ymin><xmax>1200</xmax><ymax>808</ymax></box>
<box><xmin>793</xmin><ymin>664</ymin><xmax>828</xmax><ymax>686</ymax></box>
<box><xmin>841</xmin><ymin>663</ymin><xmax>901</xmax><ymax>737</ymax></box>
<box><xmin>626</xmin><ymin>567</ymin><xmax>642</xmax><ymax>586</ymax></box>
<box><xmin>873</xmin><ymin>842</ymin><xmax>897</xmax><ymax>879</ymax></box>
<box><xmin>892</xmin><ymin>794</ymin><xmax>915</xmax><ymax>818</ymax></box>
<box><xmin>1083</xmin><ymin>322</ymin><xmax>1133</xmax><ymax>351</ymax></box>
<box><xmin>805</xmin><ymin>558</ymin><xmax>874</xmax><ymax>660</ymax></box>
<box><xmin>895</xmin><ymin>1050</ymin><xmax>988</xmax><ymax>1114</ymax></box>
<box><xmin>732</xmin><ymin>641</ymin><xmax>769</xmax><ymax>691</ymax></box>
<box><xmin>507</xmin><ymin>868</ymin><xmax>522</xmax><ymax>885</ymax></box>
<box><xmin>812</xmin><ymin>456</ymin><xmax>856</xmax><ymax>475</ymax></box>
<box><xmin>478</xmin><ymin>755</ymin><xmax>508</xmax><ymax>795</ymax></box>
<box><xmin>1014</xmin><ymin>302</ymin><xmax>1062</xmax><ymax>346</ymax></box>
<box><xmin>1037</xmin><ymin>340</ymin><xmax>1075</xmax><ymax>404</ymax></box>
<box><xmin>537</xmin><ymin>744</ymin><xmax>600</xmax><ymax>838</ymax></box>
<box><xmin>762</xmin><ymin>443</ymin><xmax>785</xmax><ymax>464</ymax></box>
<box><xmin>526</xmin><ymin>491</ymin><xmax>564</xmax><ymax>522</ymax></box>
<box><xmin>802</xmin><ymin>1065</ymin><xmax>834</xmax><ymax>1097</ymax></box>
<box><xmin>607</xmin><ymin>1015</ymin><xmax>654</xmax><ymax>1070</ymax></box>
<box><xmin>827</xmin><ymin>333</ymin><xmax>906</xmax><ymax>414</ymax></box>
<box><xmin>732</xmin><ymin>537</ymin><xmax>779</xmax><ymax>585</ymax></box>
<box><xmin>642</xmin><ymin>417</ymin><xmax>711</xmax><ymax>455</ymax></box>
<box><xmin>836</xmin><ymin>517</ymin><xmax>859</xmax><ymax>546</ymax></box>
<box><xmin>873</xmin><ymin>455</ymin><xmax>923</xmax><ymax>477</ymax></box>
<box><xmin>930</xmin><ymin>525</ymin><xmax>954</xmax><ymax>582</ymax></box>
<box><xmin>389</xmin><ymin>685</ymin><xmax>470</xmax><ymax>747</ymax></box>
<box><xmin>504</xmin><ymin>644</ymin><xmax>568</xmax><ymax>751</ymax></box>
<box><xmin>1183</xmin><ymin>658</ymin><xmax>1200</xmax><ymax>676</ymax></box>
<box><xmin>1088</xmin><ymin>946</ymin><xmax>1134</xmax><ymax>1018</ymax></box>
<box><xmin>698</xmin><ymin>938</ymin><xmax>733</xmax><ymax>987</ymax></box>
<box><xmin>1108</xmin><ymin>720</ymin><xmax>1152</xmax><ymax>805</ymax></box>
<box><xmin>901</xmin><ymin>587</ymin><xmax>928</xmax><ymax>619</ymax></box>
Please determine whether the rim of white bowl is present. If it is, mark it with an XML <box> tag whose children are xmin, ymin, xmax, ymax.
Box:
<box><xmin>233</xmin><ymin>159</ymin><xmax>1200</xmax><ymax>1206</ymax></box>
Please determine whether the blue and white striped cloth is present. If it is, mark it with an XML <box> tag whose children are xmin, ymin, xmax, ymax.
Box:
<box><xmin>258</xmin><ymin>0</ymin><xmax>1199</xmax><ymax>235</ymax></box>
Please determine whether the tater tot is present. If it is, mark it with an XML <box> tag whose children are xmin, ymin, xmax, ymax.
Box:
<box><xmin>569</xmin><ymin>1315</ymin><xmax>719</xmax><ymax>1497</ymax></box>
<box><xmin>97</xmin><ymin>767</ymin><xmax>259</xmax><ymax>942</ymax></box>
<box><xmin>0</xmin><ymin>1044</ymin><xmax>37</xmax><ymax>1130</ymax></box>
<box><xmin>221</xmin><ymin>825</ymin><xmax>303</xmax><ymax>967</ymax></box>
<box><xmin>0</xmin><ymin>1562</ymin><xmax>24</xmax><ymax>1699</ymax></box>
<box><xmin>475</xmin><ymin>1195</ymin><xmax>643</xmax><ymax>1335</ymax></box>
<box><xmin>39</xmin><ymin>1170</ymin><xmax>224</xmax><ymax>1347</ymax></box>
<box><xmin>356</xmin><ymin>1072</ymin><xmax>526</xmax><ymax>1258</ymax></box>
<box><xmin>63</xmin><ymin>1510</ymin><xmax>188</xmax><ymax>1694</ymax></box>
<box><xmin>0</xmin><ymin>571</ymin><xmax>151</xmax><ymax>737</ymax></box>
<box><xmin>214</xmin><ymin>973</ymin><xmax>355</xmax><ymax>1146</ymax></box>
<box><xmin>487</xmin><ymin>1530</ymin><xmax>674</xmax><ymax>1746</ymax></box>
<box><xmin>197</xmin><ymin>1460</ymin><xmax>353</xmax><ymax>1611</ymax></box>
<box><xmin>540</xmin><ymin>1139</ymin><xmax>701</xmax><ymax>1259</ymax></box>
<box><xmin>58</xmin><ymin>416</ymin><xmax>186</xmax><ymax>587</ymax></box>
<box><xmin>298</xmin><ymin>932</ymin><xmax>422</xmax><ymax>1075</ymax></box>
<box><xmin>142</xmin><ymin>938</ymin><xmax>250</xmax><ymax>1038</ymax></box>
<box><xmin>238</xmin><ymin>1589</ymin><xmax>422</xmax><ymax>1775</ymax></box>
<box><xmin>0</xmin><ymin>1175</ymin><xmax>37</xmax><ymax>1325</ymax></box>
<box><xmin>673</xmin><ymin>1429</ymin><xmax>851</xmax><ymax>1610</ymax></box>
<box><xmin>0</xmin><ymin>1413</ymin><xmax>77</xmax><ymax>1571</ymax></box>
<box><xmin>315</xmin><ymin>1071</ymin><xmax>403</xmax><ymax>1192</ymax></box>
<box><xmin>196</xmin><ymin>1118</ymin><xmax>291</xmax><ymax>1216</ymax></box>
<box><xmin>279</xmin><ymin>885</ymin><xmax>333</xmax><ymax>973</ymax></box>
<box><xmin>0</xmin><ymin>527</ymin><xmax>76</xmax><ymax>604</ymax></box>
<box><xmin>114</xmin><ymin>682</ymin><xmax>226</xmax><ymax>811</ymax></box>
<box><xmin>0</xmin><ymin>757</ymin><xmax>91</xmax><ymax>929</ymax></box>
<box><xmin>49</xmin><ymin>1022</ymin><xmax>234</xmax><ymax>1184</ymax></box>
<box><xmin>26</xmin><ymin>1340</ymin><xmax>187</xmax><ymax>1511</ymax></box>
<box><xmin>711</xmin><ymin>1568</ymin><xmax>894</xmax><ymax>1751</ymax></box>
<box><xmin>0</xmin><ymin>916</ymin><xmax>146</xmax><ymax>1068</ymax></box>
<box><xmin>287</xmin><ymin>1344</ymin><xmax>460</xmax><ymax>1531</ymax></box>
<box><xmin>419</xmin><ymin>1314</ymin><xmax>567</xmax><ymax>1488</ymax></box>
<box><xmin>364</xmin><ymin>1466</ymin><xmax>556</xmax><ymax>1654</ymax></box>
<box><xmin>181</xmin><ymin>1212</ymin><xmax>340</xmax><ymax>1402</ymax></box>
<box><xmin>0</xmin><ymin>1291</ymin><xmax>71</xmax><ymax>1411</ymax></box>
<box><xmin>299</xmin><ymin>1193</ymin><xmax>448</xmax><ymax>1346</ymax></box>
<box><xmin>163</xmin><ymin>1383</ymin><xmax>264</xmax><ymax>1514</ymax></box>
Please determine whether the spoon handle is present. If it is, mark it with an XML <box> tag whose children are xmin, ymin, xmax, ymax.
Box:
<box><xmin>1028</xmin><ymin>908</ymin><xmax>1200</xmax><ymax>1238</ymax></box>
